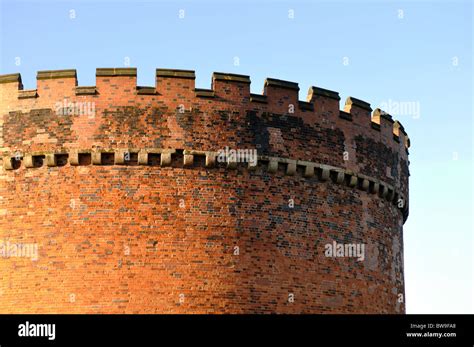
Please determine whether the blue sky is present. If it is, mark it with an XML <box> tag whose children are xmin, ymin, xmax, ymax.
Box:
<box><xmin>0</xmin><ymin>0</ymin><xmax>472</xmax><ymax>313</ymax></box>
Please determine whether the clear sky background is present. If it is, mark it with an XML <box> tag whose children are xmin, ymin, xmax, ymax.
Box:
<box><xmin>0</xmin><ymin>0</ymin><xmax>472</xmax><ymax>313</ymax></box>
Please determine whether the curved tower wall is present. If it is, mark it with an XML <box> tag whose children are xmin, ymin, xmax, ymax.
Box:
<box><xmin>0</xmin><ymin>68</ymin><xmax>410</xmax><ymax>313</ymax></box>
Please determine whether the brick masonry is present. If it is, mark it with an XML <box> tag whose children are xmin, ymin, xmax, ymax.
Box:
<box><xmin>0</xmin><ymin>68</ymin><xmax>410</xmax><ymax>313</ymax></box>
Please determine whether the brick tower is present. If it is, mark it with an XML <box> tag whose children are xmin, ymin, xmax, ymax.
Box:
<box><xmin>0</xmin><ymin>68</ymin><xmax>410</xmax><ymax>313</ymax></box>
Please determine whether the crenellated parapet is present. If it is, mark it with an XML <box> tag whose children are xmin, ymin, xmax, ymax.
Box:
<box><xmin>0</xmin><ymin>68</ymin><xmax>410</xmax><ymax>150</ymax></box>
<box><xmin>0</xmin><ymin>67</ymin><xmax>410</xmax><ymax>221</ymax></box>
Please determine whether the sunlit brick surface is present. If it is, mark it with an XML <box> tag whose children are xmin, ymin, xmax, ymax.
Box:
<box><xmin>0</xmin><ymin>69</ymin><xmax>409</xmax><ymax>313</ymax></box>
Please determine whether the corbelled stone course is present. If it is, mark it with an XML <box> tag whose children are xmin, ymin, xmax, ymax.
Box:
<box><xmin>0</xmin><ymin>147</ymin><xmax>407</xmax><ymax>216</ymax></box>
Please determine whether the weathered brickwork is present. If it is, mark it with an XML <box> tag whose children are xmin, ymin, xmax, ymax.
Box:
<box><xmin>0</xmin><ymin>68</ymin><xmax>410</xmax><ymax>313</ymax></box>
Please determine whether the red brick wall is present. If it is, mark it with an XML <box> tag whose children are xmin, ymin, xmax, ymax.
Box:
<box><xmin>0</xmin><ymin>68</ymin><xmax>409</xmax><ymax>313</ymax></box>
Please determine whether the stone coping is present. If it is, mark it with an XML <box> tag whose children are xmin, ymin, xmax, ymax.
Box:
<box><xmin>265</xmin><ymin>78</ymin><xmax>300</xmax><ymax>91</ymax></box>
